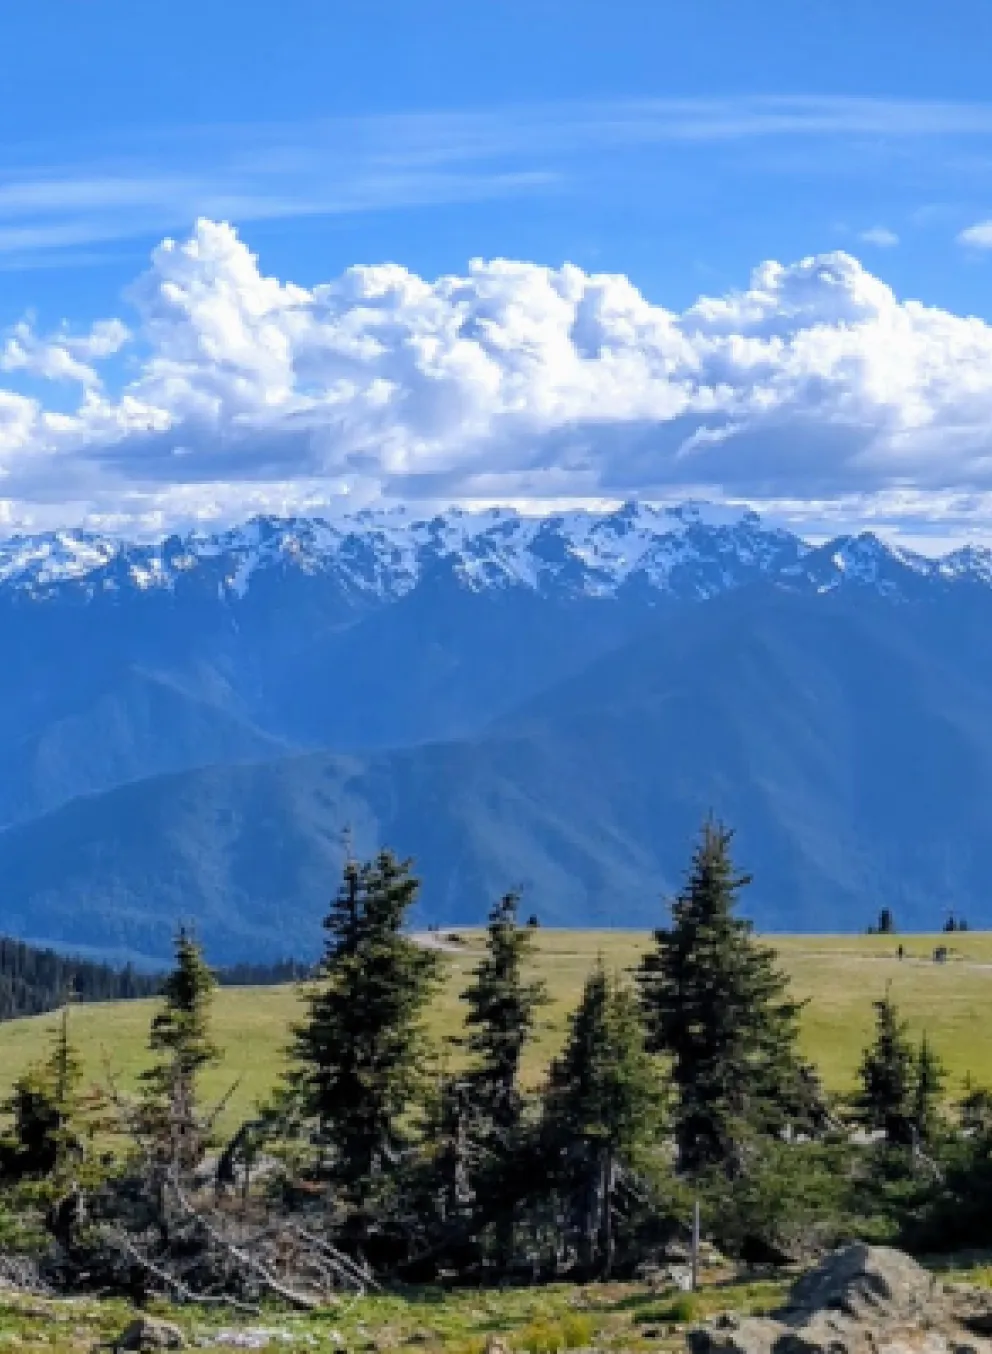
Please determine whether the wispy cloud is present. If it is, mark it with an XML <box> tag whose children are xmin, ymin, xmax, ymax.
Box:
<box><xmin>959</xmin><ymin>219</ymin><xmax>992</xmax><ymax>247</ymax></box>
<box><xmin>859</xmin><ymin>226</ymin><xmax>900</xmax><ymax>247</ymax></box>
<box><xmin>4</xmin><ymin>96</ymin><xmax>992</xmax><ymax>263</ymax></box>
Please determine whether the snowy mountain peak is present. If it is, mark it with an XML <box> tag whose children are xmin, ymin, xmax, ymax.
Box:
<box><xmin>0</xmin><ymin>502</ymin><xmax>984</xmax><ymax>607</ymax></box>
<box><xmin>939</xmin><ymin>544</ymin><xmax>992</xmax><ymax>584</ymax></box>
<box><xmin>661</xmin><ymin>499</ymin><xmax>760</xmax><ymax>530</ymax></box>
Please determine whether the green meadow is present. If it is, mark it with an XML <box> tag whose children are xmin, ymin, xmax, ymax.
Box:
<box><xmin>1</xmin><ymin>929</ymin><xmax>989</xmax><ymax>1133</ymax></box>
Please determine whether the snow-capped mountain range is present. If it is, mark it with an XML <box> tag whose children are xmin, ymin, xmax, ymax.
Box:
<box><xmin>6</xmin><ymin>498</ymin><xmax>992</xmax><ymax>960</ymax></box>
<box><xmin>0</xmin><ymin>499</ymin><xmax>985</xmax><ymax>606</ymax></box>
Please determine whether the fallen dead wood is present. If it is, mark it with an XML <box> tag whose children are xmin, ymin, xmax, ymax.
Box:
<box><xmin>169</xmin><ymin>1179</ymin><xmax>323</xmax><ymax>1311</ymax></box>
<box><xmin>107</xmin><ymin>1229</ymin><xmax>260</xmax><ymax>1315</ymax></box>
<box><xmin>286</xmin><ymin>1222</ymin><xmax>382</xmax><ymax>1293</ymax></box>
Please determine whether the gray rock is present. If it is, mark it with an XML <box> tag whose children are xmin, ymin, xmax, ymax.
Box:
<box><xmin>689</xmin><ymin>1316</ymin><xmax>784</xmax><ymax>1354</ymax></box>
<box><xmin>114</xmin><ymin>1316</ymin><xmax>186</xmax><ymax>1351</ymax></box>
<box><xmin>690</xmin><ymin>1245</ymin><xmax>992</xmax><ymax>1354</ymax></box>
<box><xmin>786</xmin><ymin>1245</ymin><xmax>941</xmax><ymax>1322</ymax></box>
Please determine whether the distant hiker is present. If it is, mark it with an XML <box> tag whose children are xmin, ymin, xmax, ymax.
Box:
<box><xmin>897</xmin><ymin>944</ymin><xmax>904</xmax><ymax>960</ymax></box>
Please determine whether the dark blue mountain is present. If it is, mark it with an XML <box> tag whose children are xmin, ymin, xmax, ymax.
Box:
<box><xmin>1</xmin><ymin>579</ymin><xmax>991</xmax><ymax>962</ymax></box>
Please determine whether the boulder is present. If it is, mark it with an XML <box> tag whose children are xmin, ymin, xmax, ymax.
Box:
<box><xmin>114</xmin><ymin>1316</ymin><xmax>186</xmax><ymax>1351</ymax></box>
<box><xmin>689</xmin><ymin>1245</ymin><xmax>992</xmax><ymax>1354</ymax></box>
<box><xmin>690</xmin><ymin>1315</ymin><xmax>784</xmax><ymax>1354</ymax></box>
<box><xmin>785</xmin><ymin>1245</ymin><xmax>941</xmax><ymax>1322</ymax></box>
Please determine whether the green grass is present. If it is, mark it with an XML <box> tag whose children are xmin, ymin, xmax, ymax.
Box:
<box><xmin>0</xmin><ymin>1252</ymin><xmax>989</xmax><ymax>1354</ymax></box>
<box><xmin>1</xmin><ymin>929</ymin><xmax>990</xmax><ymax>1134</ymax></box>
<box><xmin>0</xmin><ymin>1273</ymin><xmax>790</xmax><ymax>1354</ymax></box>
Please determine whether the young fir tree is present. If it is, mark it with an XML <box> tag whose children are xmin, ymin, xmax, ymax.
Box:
<box><xmin>545</xmin><ymin>962</ymin><xmax>665</xmax><ymax>1277</ymax></box>
<box><xmin>462</xmin><ymin>891</ymin><xmax>547</xmax><ymax>1137</ymax></box>
<box><xmin>912</xmin><ymin>1032</ymin><xmax>946</xmax><ymax>1146</ymax></box>
<box><xmin>2</xmin><ymin>1003</ymin><xmax>85</xmax><ymax>1178</ymax></box>
<box><xmin>856</xmin><ymin>993</ymin><xmax>916</xmax><ymax>1147</ymax></box>
<box><xmin>140</xmin><ymin>928</ymin><xmax>219</xmax><ymax>1167</ymax></box>
<box><xmin>637</xmin><ymin>820</ymin><xmax>809</xmax><ymax>1174</ymax></box>
<box><xmin>290</xmin><ymin>850</ymin><xmax>441</xmax><ymax>1198</ymax></box>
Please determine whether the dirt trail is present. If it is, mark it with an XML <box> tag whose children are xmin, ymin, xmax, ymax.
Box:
<box><xmin>410</xmin><ymin>931</ymin><xmax>468</xmax><ymax>954</ymax></box>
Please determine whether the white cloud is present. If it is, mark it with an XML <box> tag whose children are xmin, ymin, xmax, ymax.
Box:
<box><xmin>0</xmin><ymin>317</ymin><xmax>129</xmax><ymax>388</ymax></box>
<box><xmin>5</xmin><ymin>221</ymin><xmax>992</xmax><ymax>537</ymax></box>
<box><xmin>959</xmin><ymin>219</ymin><xmax>992</xmax><ymax>248</ymax></box>
<box><xmin>859</xmin><ymin>226</ymin><xmax>900</xmax><ymax>247</ymax></box>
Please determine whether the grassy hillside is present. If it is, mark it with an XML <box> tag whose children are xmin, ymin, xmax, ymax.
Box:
<box><xmin>0</xmin><ymin>929</ymin><xmax>989</xmax><ymax>1134</ymax></box>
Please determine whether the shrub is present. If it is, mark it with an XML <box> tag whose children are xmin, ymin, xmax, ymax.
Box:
<box><xmin>560</xmin><ymin>1314</ymin><xmax>595</xmax><ymax>1348</ymax></box>
<box><xmin>702</xmin><ymin>1137</ymin><xmax>866</xmax><ymax>1261</ymax></box>
<box><xmin>637</xmin><ymin>1294</ymin><xmax>702</xmax><ymax>1326</ymax></box>
<box><xmin>517</xmin><ymin>1315</ymin><xmax>596</xmax><ymax>1354</ymax></box>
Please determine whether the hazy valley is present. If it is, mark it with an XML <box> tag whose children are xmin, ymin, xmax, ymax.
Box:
<box><xmin>0</xmin><ymin>502</ymin><xmax>990</xmax><ymax>961</ymax></box>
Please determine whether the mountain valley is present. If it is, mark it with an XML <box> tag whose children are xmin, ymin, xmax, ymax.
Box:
<box><xmin>0</xmin><ymin>501</ymin><xmax>990</xmax><ymax>961</ymax></box>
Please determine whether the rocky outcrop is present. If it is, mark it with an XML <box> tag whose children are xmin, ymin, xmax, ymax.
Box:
<box><xmin>690</xmin><ymin>1244</ymin><xmax>992</xmax><ymax>1354</ymax></box>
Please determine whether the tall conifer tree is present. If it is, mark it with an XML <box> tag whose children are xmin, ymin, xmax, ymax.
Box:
<box><xmin>545</xmin><ymin>962</ymin><xmax>664</xmax><ymax>1276</ymax></box>
<box><xmin>856</xmin><ymin>993</ymin><xmax>917</xmax><ymax>1147</ymax></box>
<box><xmin>141</xmin><ymin>928</ymin><xmax>219</xmax><ymax>1168</ymax></box>
<box><xmin>291</xmin><ymin>850</ymin><xmax>441</xmax><ymax>1197</ymax></box>
<box><xmin>912</xmin><ymin>1032</ymin><xmax>946</xmax><ymax>1146</ymax></box>
<box><xmin>456</xmin><ymin>891</ymin><xmax>548</xmax><ymax>1268</ymax></box>
<box><xmin>637</xmin><ymin>820</ymin><xmax>809</xmax><ymax>1174</ymax></box>
<box><xmin>462</xmin><ymin>891</ymin><xmax>547</xmax><ymax>1136</ymax></box>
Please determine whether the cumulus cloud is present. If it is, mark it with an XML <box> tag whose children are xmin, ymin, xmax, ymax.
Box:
<box><xmin>0</xmin><ymin>317</ymin><xmax>129</xmax><ymax>388</ymax></box>
<box><xmin>4</xmin><ymin>220</ymin><xmax>992</xmax><ymax>536</ymax></box>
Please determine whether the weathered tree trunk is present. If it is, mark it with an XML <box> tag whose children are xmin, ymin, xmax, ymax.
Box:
<box><xmin>599</xmin><ymin>1148</ymin><xmax>615</xmax><ymax>1279</ymax></box>
<box><xmin>578</xmin><ymin>1148</ymin><xmax>603</xmax><ymax>1275</ymax></box>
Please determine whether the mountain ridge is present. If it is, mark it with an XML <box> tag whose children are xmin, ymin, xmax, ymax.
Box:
<box><xmin>2</xmin><ymin>584</ymin><xmax>991</xmax><ymax>963</ymax></box>
<box><xmin>0</xmin><ymin>501</ymin><xmax>976</xmax><ymax>607</ymax></box>
<box><xmin>0</xmin><ymin>503</ymin><xmax>990</xmax><ymax>962</ymax></box>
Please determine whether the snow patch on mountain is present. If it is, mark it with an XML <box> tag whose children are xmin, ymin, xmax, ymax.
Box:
<box><xmin>0</xmin><ymin>501</ymin><xmax>981</xmax><ymax>606</ymax></box>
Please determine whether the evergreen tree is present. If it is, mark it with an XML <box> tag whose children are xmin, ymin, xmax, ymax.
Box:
<box><xmin>0</xmin><ymin>937</ymin><xmax>159</xmax><ymax>1020</ymax></box>
<box><xmin>457</xmin><ymin>891</ymin><xmax>548</xmax><ymax>1267</ymax></box>
<box><xmin>140</xmin><ymin>928</ymin><xmax>219</xmax><ymax>1168</ymax></box>
<box><xmin>432</xmin><ymin>1075</ymin><xmax>476</xmax><ymax>1222</ymax></box>
<box><xmin>637</xmin><ymin>820</ymin><xmax>809</xmax><ymax>1174</ymax></box>
<box><xmin>1</xmin><ymin>1004</ymin><xmax>85</xmax><ymax>1178</ymax></box>
<box><xmin>856</xmin><ymin>993</ymin><xmax>915</xmax><ymax>1146</ymax></box>
<box><xmin>47</xmin><ymin>1003</ymin><xmax>86</xmax><ymax>1174</ymax></box>
<box><xmin>912</xmin><ymin>1032</ymin><xmax>946</xmax><ymax>1146</ymax></box>
<box><xmin>545</xmin><ymin>962</ymin><xmax>665</xmax><ymax>1276</ymax></box>
<box><xmin>290</xmin><ymin>850</ymin><xmax>441</xmax><ymax>1198</ymax></box>
<box><xmin>462</xmin><ymin>891</ymin><xmax>547</xmax><ymax>1136</ymax></box>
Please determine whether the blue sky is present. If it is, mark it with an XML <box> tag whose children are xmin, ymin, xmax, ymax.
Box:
<box><xmin>3</xmin><ymin>0</ymin><xmax>992</xmax><ymax>545</ymax></box>
<box><xmin>4</xmin><ymin>0</ymin><xmax>992</xmax><ymax>316</ymax></box>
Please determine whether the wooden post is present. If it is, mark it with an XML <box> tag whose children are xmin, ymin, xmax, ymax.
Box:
<box><xmin>690</xmin><ymin>1197</ymin><xmax>700</xmax><ymax>1291</ymax></box>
